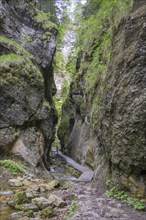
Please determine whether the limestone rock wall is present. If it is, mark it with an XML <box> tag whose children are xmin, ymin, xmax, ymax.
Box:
<box><xmin>0</xmin><ymin>0</ymin><xmax>58</xmax><ymax>172</ymax></box>
<box><xmin>58</xmin><ymin>1</ymin><xmax>146</xmax><ymax>197</ymax></box>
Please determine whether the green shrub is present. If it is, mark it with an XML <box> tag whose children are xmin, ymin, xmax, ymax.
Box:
<box><xmin>40</xmin><ymin>207</ymin><xmax>54</xmax><ymax>218</ymax></box>
<box><xmin>11</xmin><ymin>191</ymin><xmax>29</xmax><ymax>205</ymax></box>
<box><xmin>34</xmin><ymin>10</ymin><xmax>57</xmax><ymax>30</ymax></box>
<box><xmin>0</xmin><ymin>160</ymin><xmax>23</xmax><ymax>174</ymax></box>
<box><xmin>64</xmin><ymin>202</ymin><xmax>80</xmax><ymax>219</ymax></box>
<box><xmin>61</xmin><ymin>79</ymin><xmax>69</xmax><ymax>98</ymax></box>
<box><xmin>106</xmin><ymin>187</ymin><xmax>145</xmax><ymax>210</ymax></box>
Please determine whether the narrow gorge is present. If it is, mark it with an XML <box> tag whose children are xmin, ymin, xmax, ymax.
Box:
<box><xmin>0</xmin><ymin>0</ymin><xmax>146</xmax><ymax>219</ymax></box>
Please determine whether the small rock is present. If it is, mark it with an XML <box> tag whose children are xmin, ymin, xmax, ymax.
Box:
<box><xmin>105</xmin><ymin>207</ymin><xmax>124</xmax><ymax>218</ymax></box>
<box><xmin>31</xmin><ymin>178</ymin><xmax>42</xmax><ymax>183</ymax></box>
<box><xmin>22</xmin><ymin>179</ymin><xmax>31</xmax><ymax>186</ymax></box>
<box><xmin>26</xmin><ymin>187</ymin><xmax>39</xmax><ymax>199</ymax></box>
<box><xmin>27</xmin><ymin>176</ymin><xmax>32</xmax><ymax>181</ymax></box>
<box><xmin>48</xmin><ymin>194</ymin><xmax>66</xmax><ymax>208</ymax></box>
<box><xmin>17</xmin><ymin>176</ymin><xmax>23</xmax><ymax>182</ymax></box>
<box><xmin>22</xmin><ymin>203</ymin><xmax>38</xmax><ymax>211</ymax></box>
<box><xmin>39</xmin><ymin>184</ymin><xmax>47</xmax><ymax>192</ymax></box>
<box><xmin>32</xmin><ymin>197</ymin><xmax>51</xmax><ymax>209</ymax></box>
<box><xmin>8</xmin><ymin>179</ymin><xmax>23</xmax><ymax>187</ymax></box>
<box><xmin>29</xmin><ymin>218</ymin><xmax>41</xmax><ymax>220</ymax></box>
<box><xmin>10</xmin><ymin>211</ymin><xmax>23</xmax><ymax>219</ymax></box>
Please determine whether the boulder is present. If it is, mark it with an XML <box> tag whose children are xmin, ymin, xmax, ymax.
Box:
<box><xmin>8</xmin><ymin>179</ymin><xmax>23</xmax><ymax>187</ymax></box>
<box><xmin>26</xmin><ymin>186</ymin><xmax>40</xmax><ymax>199</ymax></box>
<box><xmin>39</xmin><ymin>180</ymin><xmax>60</xmax><ymax>192</ymax></box>
<box><xmin>47</xmin><ymin>194</ymin><xmax>65</xmax><ymax>208</ymax></box>
<box><xmin>32</xmin><ymin>197</ymin><xmax>51</xmax><ymax>210</ymax></box>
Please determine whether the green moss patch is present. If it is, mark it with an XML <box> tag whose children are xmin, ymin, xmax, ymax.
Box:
<box><xmin>0</xmin><ymin>53</ymin><xmax>43</xmax><ymax>86</ymax></box>
<box><xmin>0</xmin><ymin>35</ymin><xmax>32</xmax><ymax>58</ymax></box>
<box><xmin>34</xmin><ymin>10</ymin><xmax>57</xmax><ymax>31</ymax></box>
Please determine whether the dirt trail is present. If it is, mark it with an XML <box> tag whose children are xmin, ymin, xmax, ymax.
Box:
<box><xmin>52</xmin><ymin>152</ymin><xmax>146</xmax><ymax>220</ymax></box>
<box><xmin>55</xmin><ymin>181</ymin><xmax>146</xmax><ymax>220</ymax></box>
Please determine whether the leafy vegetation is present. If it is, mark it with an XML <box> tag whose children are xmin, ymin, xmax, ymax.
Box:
<box><xmin>64</xmin><ymin>202</ymin><xmax>80</xmax><ymax>219</ymax></box>
<box><xmin>40</xmin><ymin>207</ymin><xmax>54</xmax><ymax>218</ymax></box>
<box><xmin>11</xmin><ymin>191</ymin><xmax>29</xmax><ymax>205</ymax></box>
<box><xmin>54</xmin><ymin>98</ymin><xmax>63</xmax><ymax>118</ymax></box>
<box><xmin>75</xmin><ymin>0</ymin><xmax>132</xmax><ymax>92</ymax></box>
<box><xmin>34</xmin><ymin>10</ymin><xmax>57</xmax><ymax>30</ymax></box>
<box><xmin>0</xmin><ymin>160</ymin><xmax>23</xmax><ymax>174</ymax></box>
<box><xmin>61</xmin><ymin>79</ymin><xmax>69</xmax><ymax>98</ymax></box>
<box><xmin>0</xmin><ymin>57</ymin><xmax>43</xmax><ymax>88</ymax></box>
<box><xmin>106</xmin><ymin>187</ymin><xmax>145</xmax><ymax>210</ymax></box>
<box><xmin>0</xmin><ymin>53</ymin><xmax>24</xmax><ymax>65</ymax></box>
<box><xmin>0</xmin><ymin>35</ymin><xmax>31</xmax><ymax>57</ymax></box>
<box><xmin>65</xmin><ymin>0</ymin><xmax>132</xmax><ymax>129</ymax></box>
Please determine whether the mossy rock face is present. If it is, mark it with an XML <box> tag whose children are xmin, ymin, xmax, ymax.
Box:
<box><xmin>0</xmin><ymin>0</ymin><xmax>57</xmax><ymax>69</ymax></box>
<box><xmin>58</xmin><ymin>0</ymin><xmax>146</xmax><ymax>199</ymax></box>
<box><xmin>0</xmin><ymin>0</ymin><xmax>58</xmax><ymax>172</ymax></box>
<box><xmin>0</xmin><ymin>36</ymin><xmax>32</xmax><ymax>58</ymax></box>
<box><xmin>57</xmin><ymin>115</ymin><xmax>71</xmax><ymax>148</ymax></box>
<box><xmin>120</xmin><ymin>174</ymin><xmax>146</xmax><ymax>199</ymax></box>
<box><xmin>0</xmin><ymin>48</ymin><xmax>46</xmax><ymax>167</ymax></box>
<box><xmin>0</xmin><ymin>53</ymin><xmax>43</xmax><ymax>85</ymax></box>
<box><xmin>34</xmin><ymin>10</ymin><xmax>57</xmax><ymax>31</ymax></box>
<box><xmin>57</xmin><ymin>96</ymin><xmax>76</xmax><ymax>153</ymax></box>
<box><xmin>0</xmin><ymin>50</ymin><xmax>44</xmax><ymax>130</ymax></box>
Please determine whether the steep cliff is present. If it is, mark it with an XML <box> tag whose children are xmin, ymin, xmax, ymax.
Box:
<box><xmin>58</xmin><ymin>0</ymin><xmax>146</xmax><ymax>198</ymax></box>
<box><xmin>0</xmin><ymin>0</ymin><xmax>57</xmax><ymax>172</ymax></box>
